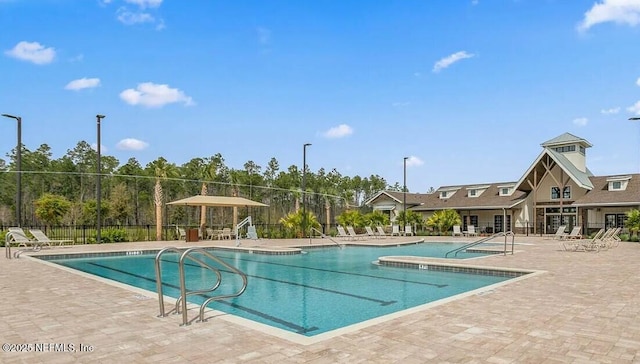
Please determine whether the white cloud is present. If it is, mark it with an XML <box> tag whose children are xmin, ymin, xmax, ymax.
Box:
<box><xmin>117</xmin><ymin>7</ymin><xmax>155</xmax><ymax>25</ymax></box>
<box><xmin>601</xmin><ymin>107</ymin><xmax>620</xmax><ymax>114</ymax></box>
<box><xmin>433</xmin><ymin>51</ymin><xmax>474</xmax><ymax>73</ymax></box>
<box><xmin>4</xmin><ymin>41</ymin><xmax>55</xmax><ymax>65</ymax></box>
<box><xmin>257</xmin><ymin>27</ymin><xmax>271</xmax><ymax>45</ymax></box>
<box><xmin>119</xmin><ymin>82</ymin><xmax>194</xmax><ymax>107</ymax></box>
<box><xmin>405</xmin><ymin>156</ymin><xmax>424</xmax><ymax>167</ymax></box>
<box><xmin>577</xmin><ymin>0</ymin><xmax>640</xmax><ymax>32</ymax></box>
<box><xmin>637</xmin><ymin>77</ymin><xmax>640</xmax><ymax>86</ymax></box>
<box><xmin>628</xmin><ymin>100</ymin><xmax>640</xmax><ymax>115</ymax></box>
<box><xmin>471</xmin><ymin>0</ymin><xmax>479</xmax><ymax>5</ymax></box>
<box><xmin>65</xmin><ymin>77</ymin><xmax>101</xmax><ymax>91</ymax></box>
<box><xmin>323</xmin><ymin>124</ymin><xmax>353</xmax><ymax>139</ymax></box>
<box><xmin>573</xmin><ymin>117</ymin><xmax>588</xmax><ymax>126</ymax></box>
<box><xmin>125</xmin><ymin>0</ymin><xmax>162</xmax><ymax>8</ymax></box>
<box><xmin>116</xmin><ymin>138</ymin><xmax>149</xmax><ymax>151</ymax></box>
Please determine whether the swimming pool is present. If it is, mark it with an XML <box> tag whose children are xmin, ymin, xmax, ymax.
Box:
<box><xmin>40</xmin><ymin>243</ymin><xmax>521</xmax><ymax>337</ymax></box>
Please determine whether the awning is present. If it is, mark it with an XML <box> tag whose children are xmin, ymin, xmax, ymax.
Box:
<box><xmin>167</xmin><ymin>195</ymin><xmax>268</xmax><ymax>207</ymax></box>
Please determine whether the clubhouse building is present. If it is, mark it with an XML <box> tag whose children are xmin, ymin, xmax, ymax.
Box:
<box><xmin>365</xmin><ymin>133</ymin><xmax>640</xmax><ymax>235</ymax></box>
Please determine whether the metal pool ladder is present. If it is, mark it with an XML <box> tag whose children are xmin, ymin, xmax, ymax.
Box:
<box><xmin>155</xmin><ymin>247</ymin><xmax>248</xmax><ymax>326</ymax></box>
<box><xmin>445</xmin><ymin>231</ymin><xmax>516</xmax><ymax>258</ymax></box>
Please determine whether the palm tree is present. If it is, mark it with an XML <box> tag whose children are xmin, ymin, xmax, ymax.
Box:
<box><xmin>147</xmin><ymin>157</ymin><xmax>177</xmax><ymax>240</ymax></box>
<box><xmin>198</xmin><ymin>154</ymin><xmax>224</xmax><ymax>230</ymax></box>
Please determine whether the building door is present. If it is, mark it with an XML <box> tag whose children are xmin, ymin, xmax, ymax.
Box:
<box><xmin>494</xmin><ymin>215</ymin><xmax>503</xmax><ymax>233</ymax></box>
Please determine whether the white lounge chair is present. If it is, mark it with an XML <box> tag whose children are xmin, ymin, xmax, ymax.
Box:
<box><xmin>452</xmin><ymin>225</ymin><xmax>463</xmax><ymax>237</ymax></box>
<box><xmin>347</xmin><ymin>226</ymin><xmax>367</xmax><ymax>240</ymax></box>
<box><xmin>391</xmin><ymin>225</ymin><xmax>401</xmax><ymax>236</ymax></box>
<box><xmin>551</xmin><ymin>225</ymin><xmax>567</xmax><ymax>240</ymax></box>
<box><xmin>6</xmin><ymin>227</ymin><xmax>47</xmax><ymax>250</ymax></box>
<box><xmin>564</xmin><ymin>226</ymin><xmax>582</xmax><ymax>240</ymax></box>
<box><xmin>336</xmin><ymin>226</ymin><xmax>351</xmax><ymax>240</ymax></box>
<box><xmin>403</xmin><ymin>225</ymin><xmax>414</xmax><ymax>236</ymax></box>
<box><xmin>376</xmin><ymin>226</ymin><xmax>387</xmax><ymax>237</ymax></box>
<box><xmin>563</xmin><ymin>228</ymin><xmax>604</xmax><ymax>252</ymax></box>
<box><xmin>464</xmin><ymin>225</ymin><xmax>478</xmax><ymax>237</ymax></box>
<box><xmin>365</xmin><ymin>226</ymin><xmax>379</xmax><ymax>239</ymax></box>
<box><xmin>29</xmin><ymin>228</ymin><xmax>74</xmax><ymax>246</ymax></box>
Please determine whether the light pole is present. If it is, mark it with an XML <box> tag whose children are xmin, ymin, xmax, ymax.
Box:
<box><xmin>302</xmin><ymin>143</ymin><xmax>312</xmax><ymax>238</ymax></box>
<box><xmin>2</xmin><ymin>114</ymin><xmax>22</xmax><ymax>227</ymax></box>
<box><xmin>96</xmin><ymin>114</ymin><xmax>106</xmax><ymax>244</ymax></box>
<box><xmin>403</xmin><ymin>156</ymin><xmax>408</xmax><ymax>228</ymax></box>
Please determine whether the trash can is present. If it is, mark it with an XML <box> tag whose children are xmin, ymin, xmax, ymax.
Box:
<box><xmin>186</xmin><ymin>229</ymin><xmax>199</xmax><ymax>242</ymax></box>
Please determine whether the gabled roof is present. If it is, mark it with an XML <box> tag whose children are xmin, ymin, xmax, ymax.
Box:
<box><xmin>573</xmin><ymin>174</ymin><xmax>640</xmax><ymax>207</ymax></box>
<box><xmin>514</xmin><ymin>148</ymin><xmax>594</xmax><ymax>192</ymax></box>
<box><xmin>364</xmin><ymin>190</ymin><xmax>429</xmax><ymax>207</ymax></box>
<box><xmin>410</xmin><ymin>182</ymin><xmax>527</xmax><ymax>211</ymax></box>
<box><xmin>541</xmin><ymin>132</ymin><xmax>592</xmax><ymax>148</ymax></box>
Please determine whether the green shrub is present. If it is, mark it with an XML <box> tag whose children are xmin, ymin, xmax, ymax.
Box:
<box><xmin>101</xmin><ymin>228</ymin><xmax>128</xmax><ymax>243</ymax></box>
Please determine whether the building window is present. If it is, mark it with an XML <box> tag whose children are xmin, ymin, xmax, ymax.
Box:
<box><xmin>469</xmin><ymin>190</ymin><xmax>476</xmax><ymax>197</ymax></box>
<box><xmin>440</xmin><ymin>191</ymin><xmax>447</xmax><ymax>198</ymax></box>
<box><xmin>579</xmin><ymin>146</ymin><xmax>585</xmax><ymax>155</ymax></box>
<box><xmin>612</xmin><ymin>181</ymin><xmax>621</xmax><ymax>190</ymax></box>
<box><xmin>501</xmin><ymin>188</ymin><xmax>509</xmax><ymax>195</ymax></box>
<box><xmin>605</xmin><ymin>214</ymin><xmax>627</xmax><ymax>229</ymax></box>
<box><xmin>551</xmin><ymin>186</ymin><xmax>571</xmax><ymax>199</ymax></box>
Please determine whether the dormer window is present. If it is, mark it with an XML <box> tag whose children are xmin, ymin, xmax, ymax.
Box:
<box><xmin>607</xmin><ymin>176</ymin><xmax>631</xmax><ymax>191</ymax></box>
<box><xmin>438</xmin><ymin>188</ymin><xmax>459</xmax><ymax>199</ymax></box>
<box><xmin>498</xmin><ymin>184</ymin><xmax>515</xmax><ymax>196</ymax></box>
<box><xmin>469</xmin><ymin>190</ymin><xmax>476</xmax><ymax>197</ymax></box>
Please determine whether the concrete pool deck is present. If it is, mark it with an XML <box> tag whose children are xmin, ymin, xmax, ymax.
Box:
<box><xmin>1</xmin><ymin>235</ymin><xmax>639</xmax><ymax>363</ymax></box>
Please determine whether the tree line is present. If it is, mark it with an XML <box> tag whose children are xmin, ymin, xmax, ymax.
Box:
<box><xmin>0</xmin><ymin>141</ymin><xmax>399</xmax><ymax>236</ymax></box>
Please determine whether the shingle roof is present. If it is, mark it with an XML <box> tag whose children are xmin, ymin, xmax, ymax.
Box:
<box><xmin>365</xmin><ymin>190</ymin><xmax>430</xmax><ymax>207</ymax></box>
<box><xmin>573</xmin><ymin>174</ymin><xmax>640</xmax><ymax>206</ymax></box>
<box><xmin>410</xmin><ymin>183</ymin><xmax>528</xmax><ymax>211</ymax></box>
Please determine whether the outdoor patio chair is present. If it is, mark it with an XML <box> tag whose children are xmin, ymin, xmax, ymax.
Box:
<box><xmin>564</xmin><ymin>226</ymin><xmax>582</xmax><ymax>240</ymax></box>
<box><xmin>347</xmin><ymin>226</ymin><xmax>367</xmax><ymax>240</ymax></box>
<box><xmin>403</xmin><ymin>225</ymin><xmax>414</xmax><ymax>236</ymax></box>
<box><xmin>219</xmin><ymin>228</ymin><xmax>232</xmax><ymax>240</ymax></box>
<box><xmin>376</xmin><ymin>226</ymin><xmax>387</xmax><ymax>237</ymax></box>
<box><xmin>364</xmin><ymin>226</ymin><xmax>379</xmax><ymax>239</ymax></box>
<box><xmin>551</xmin><ymin>225</ymin><xmax>567</xmax><ymax>240</ymax></box>
<box><xmin>5</xmin><ymin>227</ymin><xmax>47</xmax><ymax>250</ymax></box>
<box><xmin>391</xmin><ymin>225</ymin><xmax>401</xmax><ymax>236</ymax></box>
<box><xmin>29</xmin><ymin>228</ymin><xmax>74</xmax><ymax>246</ymax></box>
<box><xmin>452</xmin><ymin>225</ymin><xmax>463</xmax><ymax>237</ymax></box>
<box><xmin>464</xmin><ymin>225</ymin><xmax>478</xmax><ymax>237</ymax></box>
<box><xmin>562</xmin><ymin>228</ymin><xmax>604</xmax><ymax>252</ymax></box>
<box><xmin>336</xmin><ymin>226</ymin><xmax>351</xmax><ymax>239</ymax></box>
<box><xmin>176</xmin><ymin>227</ymin><xmax>186</xmax><ymax>241</ymax></box>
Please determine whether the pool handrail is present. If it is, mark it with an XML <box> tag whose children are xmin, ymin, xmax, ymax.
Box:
<box><xmin>444</xmin><ymin>231</ymin><xmax>515</xmax><ymax>258</ymax></box>
<box><xmin>155</xmin><ymin>247</ymin><xmax>249</xmax><ymax>326</ymax></box>
<box><xmin>155</xmin><ymin>247</ymin><xmax>225</xmax><ymax>318</ymax></box>
<box><xmin>309</xmin><ymin>227</ymin><xmax>343</xmax><ymax>249</ymax></box>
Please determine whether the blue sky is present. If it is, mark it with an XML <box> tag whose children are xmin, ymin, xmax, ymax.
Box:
<box><xmin>1</xmin><ymin>0</ymin><xmax>640</xmax><ymax>192</ymax></box>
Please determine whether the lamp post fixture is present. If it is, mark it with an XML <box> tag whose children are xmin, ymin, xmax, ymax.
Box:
<box><xmin>2</xmin><ymin>114</ymin><xmax>22</xmax><ymax>227</ymax></box>
<box><xmin>96</xmin><ymin>114</ymin><xmax>106</xmax><ymax>244</ymax></box>
<box><xmin>403</xmin><ymin>156</ymin><xmax>408</xmax><ymax>227</ymax></box>
<box><xmin>302</xmin><ymin>143</ymin><xmax>312</xmax><ymax>238</ymax></box>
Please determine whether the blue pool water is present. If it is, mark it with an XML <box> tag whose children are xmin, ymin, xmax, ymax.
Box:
<box><xmin>43</xmin><ymin>243</ymin><xmax>512</xmax><ymax>336</ymax></box>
